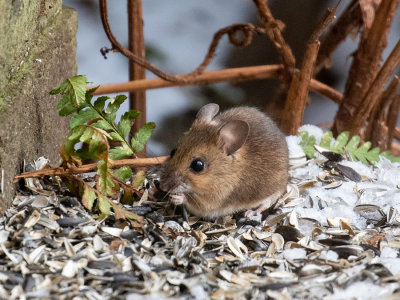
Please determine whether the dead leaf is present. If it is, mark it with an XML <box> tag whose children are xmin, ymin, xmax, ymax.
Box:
<box><xmin>366</xmin><ymin>234</ymin><xmax>386</xmax><ymax>247</ymax></box>
<box><xmin>109</xmin><ymin>239</ymin><xmax>127</xmax><ymax>251</ymax></box>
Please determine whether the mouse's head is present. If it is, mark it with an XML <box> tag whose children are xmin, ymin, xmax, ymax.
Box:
<box><xmin>159</xmin><ymin>103</ymin><xmax>249</xmax><ymax>217</ymax></box>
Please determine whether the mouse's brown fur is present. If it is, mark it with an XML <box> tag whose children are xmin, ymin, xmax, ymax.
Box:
<box><xmin>159</xmin><ymin>103</ymin><xmax>289</xmax><ymax>218</ymax></box>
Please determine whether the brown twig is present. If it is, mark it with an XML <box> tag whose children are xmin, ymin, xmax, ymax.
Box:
<box><xmin>315</xmin><ymin>0</ymin><xmax>362</xmax><ymax>74</ymax></box>
<box><xmin>333</xmin><ymin>0</ymin><xmax>400</xmax><ymax>135</ymax></box>
<box><xmin>252</xmin><ymin>0</ymin><xmax>296</xmax><ymax>84</ymax></box>
<box><xmin>394</xmin><ymin>127</ymin><xmax>400</xmax><ymax>141</ymax></box>
<box><xmin>366</xmin><ymin>76</ymin><xmax>399</xmax><ymax>148</ymax></box>
<box><xmin>88</xmin><ymin>65</ymin><xmax>343</xmax><ymax>103</ymax></box>
<box><xmin>349</xmin><ymin>39</ymin><xmax>400</xmax><ymax>136</ymax></box>
<box><xmin>127</xmin><ymin>0</ymin><xmax>147</xmax><ymax>149</ymax></box>
<box><xmin>309</xmin><ymin>4</ymin><xmax>339</xmax><ymax>42</ymax></box>
<box><xmin>100</xmin><ymin>0</ymin><xmax>266</xmax><ymax>82</ymax></box>
<box><xmin>280</xmin><ymin>5</ymin><xmax>337</xmax><ymax>135</ymax></box>
<box><xmin>387</xmin><ymin>95</ymin><xmax>400</xmax><ymax>150</ymax></box>
<box><xmin>14</xmin><ymin>156</ymin><xmax>168</xmax><ymax>181</ymax></box>
<box><xmin>280</xmin><ymin>41</ymin><xmax>320</xmax><ymax>135</ymax></box>
<box><xmin>309</xmin><ymin>79</ymin><xmax>343</xmax><ymax>104</ymax></box>
<box><xmin>391</xmin><ymin>142</ymin><xmax>400</xmax><ymax>156</ymax></box>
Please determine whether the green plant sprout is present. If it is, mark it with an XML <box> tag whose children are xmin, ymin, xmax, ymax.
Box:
<box><xmin>50</xmin><ymin>75</ymin><xmax>155</xmax><ymax>220</ymax></box>
<box><xmin>299</xmin><ymin>130</ymin><xmax>400</xmax><ymax>164</ymax></box>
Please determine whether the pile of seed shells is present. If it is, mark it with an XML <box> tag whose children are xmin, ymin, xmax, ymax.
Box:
<box><xmin>1</xmin><ymin>151</ymin><xmax>400</xmax><ymax>300</ymax></box>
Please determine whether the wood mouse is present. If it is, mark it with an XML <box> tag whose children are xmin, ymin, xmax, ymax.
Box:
<box><xmin>158</xmin><ymin>103</ymin><xmax>289</xmax><ymax>218</ymax></box>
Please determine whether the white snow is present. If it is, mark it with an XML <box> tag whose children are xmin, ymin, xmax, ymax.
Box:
<box><xmin>286</xmin><ymin>136</ymin><xmax>305</xmax><ymax>158</ymax></box>
<box><xmin>319</xmin><ymin>250</ymin><xmax>339</xmax><ymax>262</ymax></box>
<box><xmin>282</xmin><ymin>248</ymin><xmax>307</xmax><ymax>260</ymax></box>
<box><xmin>330</xmin><ymin>282</ymin><xmax>399</xmax><ymax>300</ymax></box>
<box><xmin>380</xmin><ymin>247</ymin><xmax>398</xmax><ymax>258</ymax></box>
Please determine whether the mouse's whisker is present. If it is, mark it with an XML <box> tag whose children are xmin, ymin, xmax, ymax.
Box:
<box><xmin>185</xmin><ymin>192</ymin><xmax>201</xmax><ymax>209</ymax></box>
<box><xmin>160</xmin><ymin>190</ymin><xmax>171</xmax><ymax>202</ymax></box>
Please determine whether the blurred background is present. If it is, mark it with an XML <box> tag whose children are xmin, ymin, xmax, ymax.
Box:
<box><xmin>63</xmin><ymin>0</ymin><xmax>400</xmax><ymax>156</ymax></box>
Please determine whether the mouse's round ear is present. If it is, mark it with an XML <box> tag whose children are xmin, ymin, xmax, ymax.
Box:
<box><xmin>196</xmin><ymin>103</ymin><xmax>219</xmax><ymax>122</ymax></box>
<box><xmin>219</xmin><ymin>120</ymin><xmax>249</xmax><ymax>156</ymax></box>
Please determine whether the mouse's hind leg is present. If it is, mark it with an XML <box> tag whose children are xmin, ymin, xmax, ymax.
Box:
<box><xmin>244</xmin><ymin>191</ymin><xmax>281</xmax><ymax>218</ymax></box>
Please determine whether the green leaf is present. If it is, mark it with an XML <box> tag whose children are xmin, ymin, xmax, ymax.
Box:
<box><xmin>109</xmin><ymin>146</ymin><xmax>133</xmax><ymax>160</ymax></box>
<box><xmin>331</xmin><ymin>131</ymin><xmax>349</xmax><ymax>153</ymax></box>
<box><xmin>97</xmin><ymin>160</ymin><xmax>114</xmax><ymax>196</ymax></box>
<box><xmin>381</xmin><ymin>152</ymin><xmax>400</xmax><ymax>163</ymax></box>
<box><xmin>91</xmin><ymin>119</ymin><xmax>114</xmax><ymax>131</ymax></box>
<box><xmin>61</xmin><ymin>125</ymin><xmax>108</xmax><ymax>163</ymax></box>
<box><xmin>98</xmin><ymin>194</ymin><xmax>111</xmax><ymax>216</ymax></box>
<box><xmin>93</xmin><ymin>96</ymin><xmax>110</xmax><ymax>112</ymax></box>
<box><xmin>298</xmin><ymin>131</ymin><xmax>309</xmax><ymax>148</ymax></box>
<box><xmin>298</xmin><ymin>131</ymin><xmax>316</xmax><ymax>158</ymax></box>
<box><xmin>132</xmin><ymin>170</ymin><xmax>146</xmax><ymax>189</ymax></box>
<box><xmin>82</xmin><ymin>186</ymin><xmax>96</xmax><ymax>210</ymax></box>
<box><xmin>118</xmin><ymin>119</ymin><xmax>131</xmax><ymax>139</ymax></box>
<box><xmin>86</xmin><ymin>86</ymin><xmax>99</xmax><ymax>96</ymax></box>
<box><xmin>319</xmin><ymin>131</ymin><xmax>333</xmax><ymax>149</ymax></box>
<box><xmin>51</xmin><ymin>75</ymin><xmax>87</xmax><ymax>110</ymax></box>
<box><xmin>106</xmin><ymin>95</ymin><xmax>127</xmax><ymax>114</ymax></box>
<box><xmin>109</xmin><ymin>132</ymin><xmax>125</xmax><ymax>142</ymax></box>
<box><xmin>57</xmin><ymin>96</ymin><xmax>77</xmax><ymax>116</ymax></box>
<box><xmin>304</xmin><ymin>135</ymin><xmax>316</xmax><ymax>159</ymax></box>
<box><xmin>380</xmin><ymin>150</ymin><xmax>390</xmax><ymax>157</ymax></box>
<box><xmin>352</xmin><ymin>142</ymin><xmax>369</xmax><ymax>164</ymax></box>
<box><xmin>131</xmin><ymin>122</ymin><xmax>156</xmax><ymax>153</ymax></box>
<box><xmin>84</xmin><ymin>87</ymin><xmax>98</xmax><ymax>107</ymax></box>
<box><xmin>345</xmin><ymin>135</ymin><xmax>361</xmax><ymax>153</ymax></box>
<box><xmin>102</xmin><ymin>95</ymin><xmax>127</xmax><ymax>125</ymax></box>
<box><xmin>123</xmin><ymin>110</ymin><xmax>140</xmax><ymax>120</ymax></box>
<box><xmin>104</xmin><ymin>111</ymin><xmax>117</xmax><ymax>125</ymax></box>
<box><xmin>118</xmin><ymin>110</ymin><xmax>140</xmax><ymax>138</ymax></box>
<box><xmin>70</xmin><ymin>109</ymin><xmax>99</xmax><ymax>128</ymax></box>
<box><xmin>113</xmin><ymin>166</ymin><xmax>133</xmax><ymax>182</ymax></box>
<box><xmin>365</xmin><ymin>147</ymin><xmax>381</xmax><ymax>164</ymax></box>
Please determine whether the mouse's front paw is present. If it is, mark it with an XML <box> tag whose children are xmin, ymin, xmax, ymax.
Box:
<box><xmin>244</xmin><ymin>209</ymin><xmax>263</xmax><ymax>222</ymax></box>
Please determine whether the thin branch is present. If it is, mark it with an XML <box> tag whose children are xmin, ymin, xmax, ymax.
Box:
<box><xmin>387</xmin><ymin>95</ymin><xmax>400</xmax><ymax>150</ymax></box>
<box><xmin>252</xmin><ymin>0</ymin><xmax>296</xmax><ymax>84</ymax></box>
<box><xmin>14</xmin><ymin>156</ymin><xmax>168</xmax><ymax>181</ymax></box>
<box><xmin>315</xmin><ymin>0</ymin><xmax>362</xmax><ymax>74</ymax></box>
<box><xmin>280</xmin><ymin>41</ymin><xmax>320</xmax><ymax>135</ymax></box>
<box><xmin>391</xmin><ymin>142</ymin><xmax>400</xmax><ymax>156</ymax></box>
<box><xmin>309</xmin><ymin>4</ymin><xmax>339</xmax><ymax>42</ymax></box>
<box><xmin>99</xmin><ymin>0</ymin><xmax>176</xmax><ymax>81</ymax></box>
<box><xmin>100</xmin><ymin>0</ymin><xmax>266</xmax><ymax>82</ymax></box>
<box><xmin>366</xmin><ymin>76</ymin><xmax>399</xmax><ymax>148</ymax></box>
<box><xmin>280</xmin><ymin>5</ymin><xmax>337</xmax><ymax>135</ymax></box>
<box><xmin>309</xmin><ymin>79</ymin><xmax>342</xmax><ymax>104</ymax></box>
<box><xmin>127</xmin><ymin>0</ymin><xmax>147</xmax><ymax>146</ymax></box>
<box><xmin>394</xmin><ymin>127</ymin><xmax>400</xmax><ymax>141</ymax></box>
<box><xmin>88</xmin><ymin>65</ymin><xmax>342</xmax><ymax>103</ymax></box>
<box><xmin>349</xmin><ymin>39</ymin><xmax>400</xmax><ymax>135</ymax></box>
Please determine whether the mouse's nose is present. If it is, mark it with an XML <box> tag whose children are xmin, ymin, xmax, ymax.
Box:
<box><xmin>159</xmin><ymin>172</ymin><xmax>181</xmax><ymax>192</ymax></box>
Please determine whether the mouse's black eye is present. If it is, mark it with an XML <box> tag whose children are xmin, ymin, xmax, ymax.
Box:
<box><xmin>189</xmin><ymin>158</ymin><xmax>205</xmax><ymax>173</ymax></box>
<box><xmin>170</xmin><ymin>148</ymin><xmax>177</xmax><ymax>158</ymax></box>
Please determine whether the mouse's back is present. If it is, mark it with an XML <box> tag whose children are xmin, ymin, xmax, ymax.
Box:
<box><xmin>215</xmin><ymin>106</ymin><xmax>289</xmax><ymax>210</ymax></box>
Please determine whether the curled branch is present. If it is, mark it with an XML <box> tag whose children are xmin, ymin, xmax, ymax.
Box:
<box><xmin>252</xmin><ymin>0</ymin><xmax>296</xmax><ymax>84</ymax></box>
<box><xmin>99</xmin><ymin>0</ymin><xmax>266</xmax><ymax>82</ymax></box>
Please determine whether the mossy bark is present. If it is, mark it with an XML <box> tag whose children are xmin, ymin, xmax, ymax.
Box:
<box><xmin>0</xmin><ymin>1</ymin><xmax>77</xmax><ymax>212</ymax></box>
